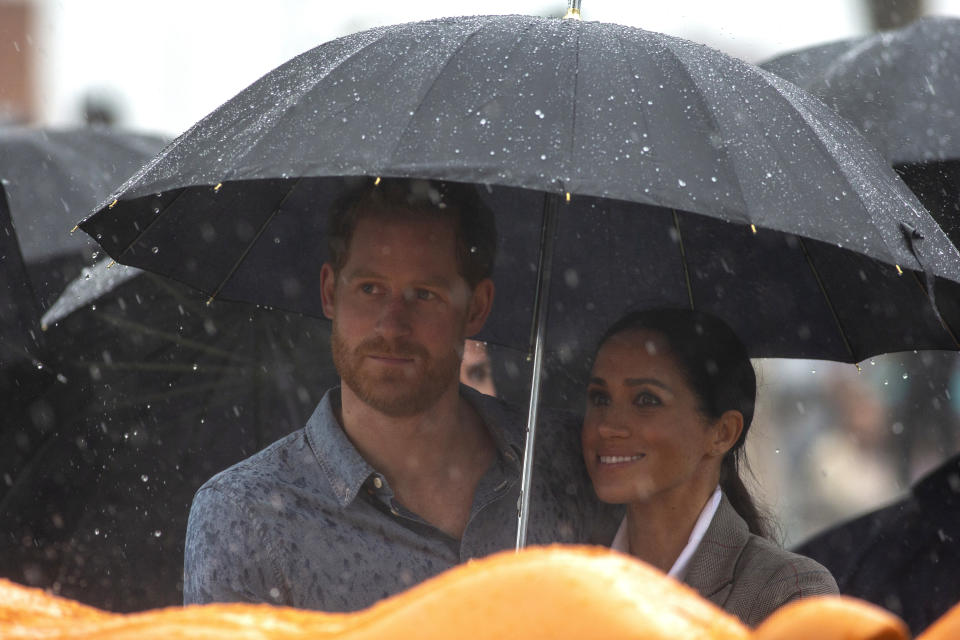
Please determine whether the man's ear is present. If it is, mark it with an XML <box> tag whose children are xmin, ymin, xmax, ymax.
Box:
<box><xmin>709</xmin><ymin>410</ymin><xmax>745</xmax><ymax>458</ymax></box>
<box><xmin>320</xmin><ymin>263</ymin><xmax>338</xmax><ymax>320</ymax></box>
<box><xmin>464</xmin><ymin>278</ymin><xmax>495</xmax><ymax>336</ymax></box>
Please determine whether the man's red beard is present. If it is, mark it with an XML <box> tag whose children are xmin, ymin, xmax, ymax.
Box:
<box><xmin>331</xmin><ymin>326</ymin><xmax>463</xmax><ymax>417</ymax></box>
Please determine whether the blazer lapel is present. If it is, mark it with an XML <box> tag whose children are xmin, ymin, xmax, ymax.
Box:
<box><xmin>682</xmin><ymin>494</ymin><xmax>750</xmax><ymax>608</ymax></box>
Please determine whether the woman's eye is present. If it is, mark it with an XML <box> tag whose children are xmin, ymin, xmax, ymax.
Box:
<box><xmin>587</xmin><ymin>390</ymin><xmax>610</xmax><ymax>407</ymax></box>
<box><xmin>634</xmin><ymin>392</ymin><xmax>661</xmax><ymax>407</ymax></box>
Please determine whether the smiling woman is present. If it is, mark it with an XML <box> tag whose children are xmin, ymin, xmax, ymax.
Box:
<box><xmin>582</xmin><ymin>308</ymin><xmax>839</xmax><ymax>627</ymax></box>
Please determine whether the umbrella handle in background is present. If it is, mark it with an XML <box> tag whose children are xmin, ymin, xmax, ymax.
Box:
<box><xmin>515</xmin><ymin>193</ymin><xmax>561</xmax><ymax>550</ymax></box>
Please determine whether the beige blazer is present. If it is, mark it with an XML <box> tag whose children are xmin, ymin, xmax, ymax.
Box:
<box><xmin>683</xmin><ymin>495</ymin><xmax>838</xmax><ymax>627</ymax></box>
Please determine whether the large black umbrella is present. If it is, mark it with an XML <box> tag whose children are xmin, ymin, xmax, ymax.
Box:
<box><xmin>0</xmin><ymin>259</ymin><xmax>338</xmax><ymax>610</ymax></box>
<box><xmin>77</xmin><ymin>14</ymin><xmax>960</xmax><ymax>545</ymax></box>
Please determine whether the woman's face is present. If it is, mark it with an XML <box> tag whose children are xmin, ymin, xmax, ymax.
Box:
<box><xmin>582</xmin><ymin>328</ymin><xmax>725</xmax><ymax>505</ymax></box>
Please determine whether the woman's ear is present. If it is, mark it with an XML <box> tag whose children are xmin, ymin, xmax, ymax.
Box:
<box><xmin>709</xmin><ymin>410</ymin><xmax>745</xmax><ymax>458</ymax></box>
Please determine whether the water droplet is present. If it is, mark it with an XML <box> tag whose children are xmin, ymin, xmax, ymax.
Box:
<box><xmin>678</xmin><ymin>179</ymin><xmax>687</xmax><ymax>187</ymax></box>
<box><xmin>153</xmin><ymin>530</ymin><xmax>162</xmax><ymax>538</ymax></box>
<box><xmin>141</xmin><ymin>474</ymin><xmax>149</xmax><ymax>482</ymax></box>
<box><xmin>192</xmin><ymin>363</ymin><xmax>199</xmax><ymax>371</ymax></box>
<box><xmin>534</xmin><ymin>109</ymin><xmax>544</xmax><ymax>119</ymax></box>
<box><xmin>902</xmin><ymin>373</ymin><xmax>909</xmax><ymax>379</ymax></box>
<box><xmin>151</xmin><ymin>246</ymin><xmax>159</xmax><ymax>254</ymax></box>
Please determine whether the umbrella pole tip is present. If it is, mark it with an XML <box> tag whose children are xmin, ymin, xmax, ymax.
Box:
<box><xmin>69</xmin><ymin>225</ymin><xmax>79</xmax><ymax>233</ymax></box>
<box><xmin>895</xmin><ymin>264</ymin><xmax>903</xmax><ymax>275</ymax></box>
<box><xmin>107</xmin><ymin>260</ymin><xmax>116</xmax><ymax>269</ymax></box>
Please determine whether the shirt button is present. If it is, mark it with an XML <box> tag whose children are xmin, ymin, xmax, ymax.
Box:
<box><xmin>373</xmin><ymin>476</ymin><xmax>383</xmax><ymax>489</ymax></box>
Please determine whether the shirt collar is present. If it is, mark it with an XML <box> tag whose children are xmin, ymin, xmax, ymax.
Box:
<box><xmin>610</xmin><ymin>486</ymin><xmax>722</xmax><ymax>580</ymax></box>
<box><xmin>305</xmin><ymin>385</ymin><xmax>525</xmax><ymax>508</ymax></box>
<box><xmin>305</xmin><ymin>388</ymin><xmax>376</xmax><ymax>508</ymax></box>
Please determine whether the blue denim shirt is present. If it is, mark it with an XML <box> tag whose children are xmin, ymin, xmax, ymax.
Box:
<box><xmin>184</xmin><ymin>385</ymin><xmax>618</xmax><ymax>611</ymax></box>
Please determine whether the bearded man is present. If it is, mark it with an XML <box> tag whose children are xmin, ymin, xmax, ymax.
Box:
<box><xmin>183</xmin><ymin>178</ymin><xmax>617</xmax><ymax>611</ymax></box>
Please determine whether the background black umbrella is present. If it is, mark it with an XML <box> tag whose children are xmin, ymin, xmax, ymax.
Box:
<box><xmin>0</xmin><ymin>259</ymin><xmax>337</xmax><ymax>611</ymax></box>
<box><xmin>761</xmin><ymin>18</ymin><xmax>960</xmax><ymax>633</ymax></box>
<box><xmin>0</xmin><ymin>126</ymin><xmax>166</xmax><ymax>309</ymax></box>
<box><xmin>77</xmin><ymin>14</ymin><xmax>960</xmax><ymax>547</ymax></box>
<box><xmin>1</xmin><ymin>126</ymin><xmax>165</xmax><ymax>535</ymax></box>
<box><xmin>761</xmin><ymin>16</ymin><xmax>960</xmax><ymax>167</ymax></box>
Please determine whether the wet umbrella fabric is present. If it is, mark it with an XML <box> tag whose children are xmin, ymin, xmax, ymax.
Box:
<box><xmin>0</xmin><ymin>260</ymin><xmax>338</xmax><ymax>611</ymax></box>
<box><xmin>79</xmin><ymin>15</ymin><xmax>960</xmax><ymax>362</ymax></box>
<box><xmin>761</xmin><ymin>18</ymin><xmax>960</xmax><ymax>250</ymax></box>
<box><xmin>761</xmin><ymin>16</ymin><xmax>960</xmax><ymax>166</ymax></box>
<box><xmin>0</xmin><ymin>126</ymin><xmax>166</xmax><ymax>310</ymax></box>
<box><xmin>0</xmin><ymin>187</ymin><xmax>43</xmax><ymax>369</ymax></box>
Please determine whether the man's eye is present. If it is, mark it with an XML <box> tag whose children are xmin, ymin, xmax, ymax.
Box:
<box><xmin>587</xmin><ymin>390</ymin><xmax>609</xmax><ymax>407</ymax></box>
<box><xmin>360</xmin><ymin>283</ymin><xmax>381</xmax><ymax>294</ymax></box>
<box><xmin>415</xmin><ymin>289</ymin><xmax>436</xmax><ymax>301</ymax></box>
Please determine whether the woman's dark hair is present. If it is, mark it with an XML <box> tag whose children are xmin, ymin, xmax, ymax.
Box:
<box><xmin>596</xmin><ymin>308</ymin><xmax>771</xmax><ymax>538</ymax></box>
<box><xmin>327</xmin><ymin>177</ymin><xmax>497</xmax><ymax>289</ymax></box>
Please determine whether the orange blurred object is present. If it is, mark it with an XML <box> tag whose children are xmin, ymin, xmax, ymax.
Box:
<box><xmin>753</xmin><ymin>596</ymin><xmax>909</xmax><ymax>640</ymax></box>
<box><xmin>0</xmin><ymin>544</ymin><xmax>923</xmax><ymax>640</ymax></box>
<box><xmin>917</xmin><ymin>600</ymin><xmax>960</xmax><ymax>640</ymax></box>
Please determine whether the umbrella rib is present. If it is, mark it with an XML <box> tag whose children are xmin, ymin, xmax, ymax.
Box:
<box><xmin>650</xmin><ymin>36</ymin><xmax>753</xmax><ymax>221</ymax></box>
<box><xmin>763</xmin><ymin>74</ymin><xmax>914</xmax><ymax>270</ymax></box>
<box><xmin>207</xmin><ymin>178</ymin><xmax>303</xmax><ymax>304</ymax></box>
<box><xmin>383</xmin><ymin>19</ymin><xmax>522</xmax><ymax>166</ymax></box>
<box><xmin>95</xmin><ymin>312</ymin><xmax>253</xmax><ymax>362</ymax></box>
<box><xmin>907</xmin><ymin>271</ymin><xmax>960</xmax><ymax>349</ymax></box>
<box><xmin>110</xmin><ymin>188</ymin><xmax>190</xmax><ymax>263</ymax></box>
<box><xmin>671</xmin><ymin>210</ymin><xmax>696</xmax><ymax>310</ymax></box>
<box><xmin>797</xmin><ymin>236</ymin><xmax>858</xmax><ymax>361</ymax></box>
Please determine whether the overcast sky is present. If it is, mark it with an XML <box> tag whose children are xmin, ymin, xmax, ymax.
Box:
<box><xmin>28</xmin><ymin>0</ymin><xmax>960</xmax><ymax>136</ymax></box>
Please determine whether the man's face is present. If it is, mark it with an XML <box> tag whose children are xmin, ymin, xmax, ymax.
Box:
<box><xmin>321</xmin><ymin>211</ymin><xmax>491</xmax><ymax>417</ymax></box>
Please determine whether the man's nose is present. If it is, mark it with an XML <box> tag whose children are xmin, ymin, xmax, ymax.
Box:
<box><xmin>376</xmin><ymin>291</ymin><xmax>415</xmax><ymax>336</ymax></box>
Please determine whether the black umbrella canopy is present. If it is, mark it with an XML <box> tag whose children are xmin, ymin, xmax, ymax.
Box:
<box><xmin>0</xmin><ymin>259</ymin><xmax>338</xmax><ymax>610</ymax></box>
<box><xmin>79</xmin><ymin>14</ymin><xmax>960</xmax><ymax>362</ymax></box>
<box><xmin>0</xmin><ymin>187</ymin><xmax>43</xmax><ymax>369</ymax></box>
<box><xmin>761</xmin><ymin>16</ymin><xmax>960</xmax><ymax>165</ymax></box>
<box><xmin>0</xmin><ymin>126</ymin><xmax>166</xmax><ymax>309</ymax></box>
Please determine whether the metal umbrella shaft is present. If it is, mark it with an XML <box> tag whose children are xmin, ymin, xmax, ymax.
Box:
<box><xmin>515</xmin><ymin>193</ymin><xmax>561</xmax><ymax>549</ymax></box>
